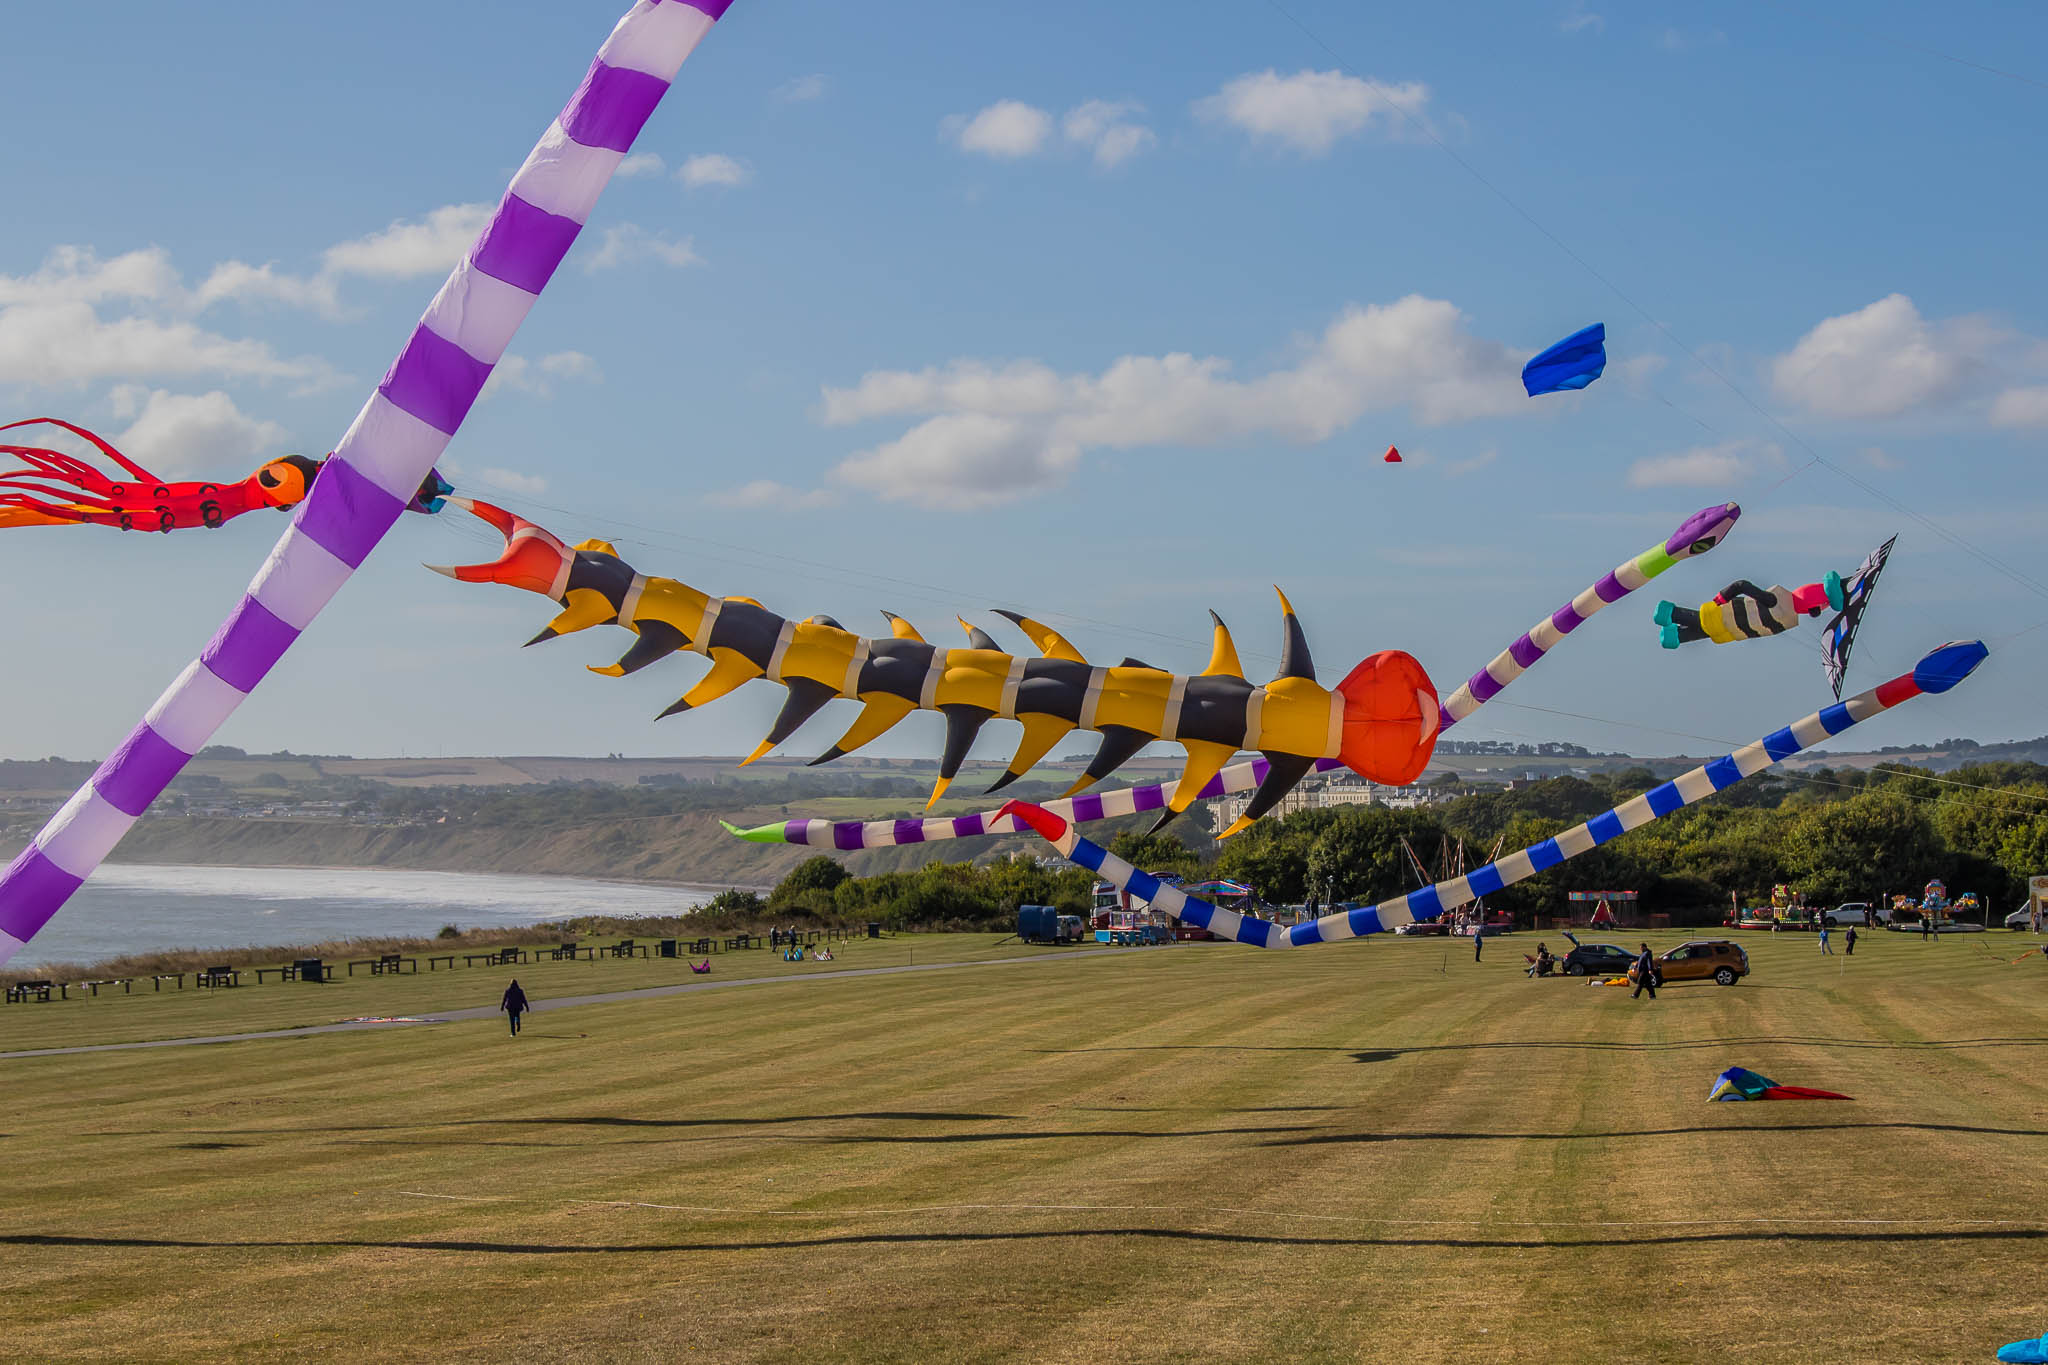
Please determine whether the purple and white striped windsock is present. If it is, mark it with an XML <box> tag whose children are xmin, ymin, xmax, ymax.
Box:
<box><xmin>0</xmin><ymin>0</ymin><xmax>736</xmax><ymax>965</ymax></box>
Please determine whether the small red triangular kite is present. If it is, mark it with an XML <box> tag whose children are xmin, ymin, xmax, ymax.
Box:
<box><xmin>1383</xmin><ymin>445</ymin><xmax>1402</xmax><ymax>463</ymax></box>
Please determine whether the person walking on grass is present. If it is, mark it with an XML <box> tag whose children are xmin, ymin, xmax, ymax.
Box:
<box><xmin>1844</xmin><ymin>923</ymin><xmax>1857</xmax><ymax>956</ymax></box>
<box><xmin>1818</xmin><ymin>922</ymin><xmax>1832</xmax><ymax>955</ymax></box>
<box><xmin>1631</xmin><ymin>942</ymin><xmax>1657</xmax><ymax>1001</ymax></box>
<box><xmin>1474</xmin><ymin>929</ymin><xmax>1484</xmax><ymax>963</ymax></box>
<box><xmin>500</xmin><ymin>979</ymin><xmax>530</xmax><ymax>1037</ymax></box>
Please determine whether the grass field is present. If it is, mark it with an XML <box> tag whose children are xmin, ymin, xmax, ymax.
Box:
<box><xmin>2</xmin><ymin>928</ymin><xmax>2045</xmax><ymax>1362</ymax></box>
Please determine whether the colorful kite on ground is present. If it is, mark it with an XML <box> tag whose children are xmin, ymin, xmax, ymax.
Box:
<box><xmin>728</xmin><ymin>503</ymin><xmax>1742</xmax><ymax>850</ymax></box>
<box><xmin>0</xmin><ymin>0</ymin><xmax>737</xmax><ymax>968</ymax></box>
<box><xmin>1707</xmin><ymin>1067</ymin><xmax>1852</xmax><ymax>1102</ymax></box>
<box><xmin>1999</xmin><ymin>1333</ymin><xmax>2048</xmax><ymax>1364</ymax></box>
<box><xmin>1522</xmin><ymin>323</ymin><xmax>1606</xmax><ymax>396</ymax></box>
<box><xmin>995</xmin><ymin>640</ymin><xmax>1988</xmax><ymax>947</ymax></box>
<box><xmin>1655</xmin><ymin>536</ymin><xmax>1896</xmax><ymax>698</ymax></box>
<box><xmin>430</xmin><ymin>500</ymin><xmax>1444</xmax><ymax>823</ymax></box>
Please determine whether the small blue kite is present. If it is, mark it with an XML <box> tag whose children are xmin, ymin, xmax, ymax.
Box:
<box><xmin>1523</xmin><ymin>323</ymin><xmax>1606</xmax><ymax>396</ymax></box>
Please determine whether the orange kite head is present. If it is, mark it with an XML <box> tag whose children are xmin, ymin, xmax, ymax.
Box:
<box><xmin>1333</xmin><ymin>650</ymin><xmax>1440</xmax><ymax>784</ymax></box>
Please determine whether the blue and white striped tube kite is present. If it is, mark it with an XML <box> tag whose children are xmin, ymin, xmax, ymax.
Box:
<box><xmin>998</xmin><ymin>641</ymin><xmax>1988</xmax><ymax>948</ymax></box>
<box><xmin>0</xmin><ymin>0</ymin><xmax>736</xmax><ymax>966</ymax></box>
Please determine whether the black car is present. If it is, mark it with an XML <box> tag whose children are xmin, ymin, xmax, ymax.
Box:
<box><xmin>1558</xmin><ymin>941</ymin><xmax>1635</xmax><ymax>977</ymax></box>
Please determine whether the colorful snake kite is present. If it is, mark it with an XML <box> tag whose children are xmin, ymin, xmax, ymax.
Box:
<box><xmin>1000</xmin><ymin>640</ymin><xmax>1987</xmax><ymax>947</ymax></box>
<box><xmin>724</xmin><ymin>502</ymin><xmax>1743</xmax><ymax>849</ymax></box>
<box><xmin>0</xmin><ymin>0</ymin><xmax>735</xmax><ymax>967</ymax></box>
<box><xmin>1654</xmin><ymin>535</ymin><xmax>1895</xmax><ymax>698</ymax></box>
<box><xmin>0</xmin><ymin>418</ymin><xmax>450</xmax><ymax>531</ymax></box>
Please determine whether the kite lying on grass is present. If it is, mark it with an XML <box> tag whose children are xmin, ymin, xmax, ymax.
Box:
<box><xmin>994</xmin><ymin>640</ymin><xmax>1988</xmax><ymax>947</ymax></box>
<box><xmin>1654</xmin><ymin>536</ymin><xmax>1895</xmax><ymax>698</ymax></box>
<box><xmin>440</xmin><ymin>500</ymin><xmax>1744</xmax><ymax>838</ymax></box>
<box><xmin>0</xmin><ymin>418</ymin><xmax>450</xmax><ymax>531</ymax></box>
<box><xmin>2001</xmin><ymin>1332</ymin><xmax>2048</xmax><ymax>1364</ymax></box>
<box><xmin>1707</xmin><ymin>1067</ymin><xmax>1852</xmax><ymax>1102</ymax></box>
<box><xmin>728</xmin><ymin>503</ymin><xmax>1741</xmax><ymax>849</ymax></box>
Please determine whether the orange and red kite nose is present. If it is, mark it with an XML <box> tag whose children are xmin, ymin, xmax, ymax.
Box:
<box><xmin>1335</xmin><ymin>649</ymin><xmax>1439</xmax><ymax>784</ymax></box>
<box><xmin>424</xmin><ymin>497</ymin><xmax>574</xmax><ymax>598</ymax></box>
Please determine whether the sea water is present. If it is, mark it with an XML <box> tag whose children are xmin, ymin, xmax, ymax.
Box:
<box><xmin>11</xmin><ymin>864</ymin><xmax>717</xmax><ymax>968</ymax></box>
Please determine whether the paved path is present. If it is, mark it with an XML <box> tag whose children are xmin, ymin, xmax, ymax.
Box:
<box><xmin>0</xmin><ymin>947</ymin><xmax>1142</xmax><ymax>1061</ymax></box>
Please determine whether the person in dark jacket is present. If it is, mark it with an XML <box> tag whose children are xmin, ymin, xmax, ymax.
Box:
<box><xmin>501</xmin><ymin>979</ymin><xmax>530</xmax><ymax>1036</ymax></box>
<box><xmin>1631</xmin><ymin>943</ymin><xmax>1658</xmax><ymax>1001</ymax></box>
<box><xmin>1844</xmin><ymin>924</ymin><xmax>1858</xmax><ymax>956</ymax></box>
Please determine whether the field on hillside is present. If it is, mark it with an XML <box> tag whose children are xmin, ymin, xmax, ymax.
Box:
<box><xmin>2</xmin><ymin>929</ymin><xmax>2045</xmax><ymax>1362</ymax></box>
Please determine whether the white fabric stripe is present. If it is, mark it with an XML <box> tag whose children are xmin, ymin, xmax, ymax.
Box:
<box><xmin>917</xmin><ymin>654</ymin><xmax>944</xmax><ymax>711</ymax></box>
<box><xmin>999</xmin><ymin>657</ymin><xmax>1024</xmax><ymax>717</ymax></box>
<box><xmin>1528</xmin><ymin>617</ymin><xmax>1564</xmax><ymax>653</ymax></box>
<box><xmin>1570</xmin><ymin>585</ymin><xmax>1604</xmax><ymax>618</ymax></box>
<box><xmin>841</xmin><ymin>639</ymin><xmax>868</xmax><ymax>698</ymax></box>
<box><xmin>1148</xmin><ymin>885</ymin><xmax>1188</xmax><ymax>917</ymax></box>
<box><xmin>1325</xmin><ymin>692</ymin><xmax>1344</xmax><ymax>757</ymax></box>
<box><xmin>1843</xmin><ymin>693</ymin><xmax>1884</xmax><ymax>722</ymax></box>
<box><xmin>1554</xmin><ymin>824</ymin><xmax>1596</xmax><ymax>858</ymax></box>
<box><xmin>1377</xmin><ymin>901</ymin><xmax>1415</xmax><ymax>930</ymax></box>
<box><xmin>418</xmin><ymin>259</ymin><xmax>536</xmax><ymax>367</ymax></box>
<box><xmin>1789</xmin><ymin>711</ymin><xmax>1832</xmax><ymax>747</ymax></box>
<box><xmin>1672</xmin><ymin>767</ymin><xmax>1718</xmax><ymax>802</ymax></box>
<box><xmin>143</xmin><ymin>661</ymin><xmax>248</xmax><ymax>754</ymax></box>
<box><xmin>1613</xmin><ymin>794</ymin><xmax>1657</xmax><ymax>832</ymax></box>
<box><xmin>1095</xmin><ymin>851</ymin><xmax>1137</xmax><ymax>886</ymax></box>
<box><xmin>508</xmin><ymin>122</ymin><xmax>626</xmax><ymax>225</ymax></box>
<box><xmin>869</xmin><ymin>824</ymin><xmax>898</xmax><ymax>847</ymax></box>
<box><xmin>1436</xmin><ymin>875</ymin><xmax>1475</xmax><ymax>911</ymax></box>
<box><xmin>619</xmin><ymin>573</ymin><xmax>648</xmax><ymax>626</ymax></box>
<box><xmin>1483</xmin><ymin>650</ymin><xmax>1522</xmax><ymax>687</ymax></box>
<box><xmin>1241</xmin><ymin>689</ymin><xmax>1264</xmax><ymax>749</ymax></box>
<box><xmin>599</xmin><ymin>0</ymin><xmax>715</xmax><ymax>78</ymax></box>
<box><xmin>1077</xmin><ymin>668</ymin><xmax>1106</xmax><ymax>732</ymax></box>
<box><xmin>1099</xmin><ymin>788</ymin><xmax>1137</xmax><ymax>818</ymax></box>
<box><xmin>1615</xmin><ymin>558</ymin><xmax>1650</xmax><ymax>590</ymax></box>
<box><xmin>331</xmin><ymin>391</ymin><xmax>454</xmax><ymax>506</ymax></box>
<box><xmin>1312</xmin><ymin>910</ymin><xmax>1356</xmax><ymax>943</ymax></box>
<box><xmin>694</xmin><ymin>595</ymin><xmax>723</xmax><ymax>647</ymax></box>
<box><xmin>36</xmin><ymin>789</ymin><xmax>139</xmax><ymax>879</ymax></box>
<box><xmin>1730</xmin><ymin>739</ymin><xmax>1773</xmax><ymax>777</ymax></box>
<box><xmin>0</xmin><ymin>929</ymin><xmax>24</xmax><ymax>958</ymax></box>
<box><xmin>804</xmin><ymin>820</ymin><xmax>831</xmax><ymax>844</ymax></box>
<box><xmin>1493</xmin><ymin>848</ymin><xmax>1536</xmax><ymax>883</ymax></box>
<box><xmin>249</xmin><ymin>526</ymin><xmax>355</xmax><ymax>631</ymax></box>
<box><xmin>544</xmin><ymin>540</ymin><xmax>572</xmax><ymax>602</ymax></box>
<box><xmin>1207</xmin><ymin>906</ymin><xmax>1246</xmax><ymax>940</ymax></box>
<box><xmin>1157</xmin><ymin>674</ymin><xmax>1186</xmax><ymax>742</ymax></box>
<box><xmin>765</xmin><ymin>619</ymin><xmax>795</xmax><ymax>679</ymax></box>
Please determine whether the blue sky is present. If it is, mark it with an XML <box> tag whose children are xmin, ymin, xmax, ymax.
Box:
<box><xmin>1</xmin><ymin>0</ymin><xmax>2043</xmax><ymax>765</ymax></box>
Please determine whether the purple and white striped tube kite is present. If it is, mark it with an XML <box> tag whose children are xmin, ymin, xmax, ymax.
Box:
<box><xmin>723</xmin><ymin>501</ymin><xmax>1743</xmax><ymax>851</ymax></box>
<box><xmin>0</xmin><ymin>0</ymin><xmax>735</xmax><ymax>965</ymax></box>
<box><xmin>1002</xmin><ymin>640</ymin><xmax>1990</xmax><ymax>948</ymax></box>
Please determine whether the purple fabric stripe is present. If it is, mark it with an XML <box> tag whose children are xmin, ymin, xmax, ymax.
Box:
<box><xmin>1133</xmin><ymin>784</ymin><xmax>1165</xmax><ymax>812</ymax></box>
<box><xmin>472</xmin><ymin>194</ymin><xmax>581</xmax><ymax>297</ymax></box>
<box><xmin>1312</xmin><ymin>757</ymin><xmax>1341</xmax><ymax>773</ymax></box>
<box><xmin>833</xmin><ymin>823</ymin><xmax>865</xmax><ymax>852</ymax></box>
<box><xmin>0</xmin><ymin>846</ymin><xmax>80</xmax><ymax>942</ymax></box>
<box><xmin>1071</xmin><ymin>793</ymin><xmax>1105</xmax><ymax>823</ymax></box>
<box><xmin>95</xmin><ymin>723</ymin><xmax>190</xmax><ymax>819</ymax></box>
<box><xmin>561</xmin><ymin>59</ymin><xmax>670</xmax><ymax>153</ymax></box>
<box><xmin>782</xmin><ymin>820</ymin><xmax>808</xmax><ymax>843</ymax></box>
<box><xmin>1550</xmin><ymin>602</ymin><xmax>1585</xmax><ymax>634</ymax></box>
<box><xmin>1593</xmin><ymin>571</ymin><xmax>1628</xmax><ymax>603</ymax></box>
<box><xmin>1508</xmin><ymin>634</ymin><xmax>1544</xmax><ymax>668</ymax></box>
<box><xmin>950</xmin><ymin>815</ymin><xmax>985</xmax><ymax>838</ymax></box>
<box><xmin>893</xmin><ymin>819</ymin><xmax>927</xmax><ymax>845</ymax></box>
<box><xmin>1468</xmin><ymin>670</ymin><xmax>1504</xmax><ymax>703</ymax></box>
<box><xmin>199</xmin><ymin>595</ymin><xmax>302</xmax><ymax>695</ymax></box>
<box><xmin>1436</xmin><ymin>702</ymin><xmax>1457</xmax><ymax>731</ymax></box>
<box><xmin>1194</xmin><ymin>775</ymin><xmax>1228</xmax><ymax>800</ymax></box>
<box><xmin>379</xmin><ymin>325</ymin><xmax>494</xmax><ymax>436</ymax></box>
<box><xmin>667</xmin><ymin>0</ymin><xmax>734</xmax><ymax>16</ymax></box>
<box><xmin>294</xmin><ymin>457</ymin><xmax>406</xmax><ymax>569</ymax></box>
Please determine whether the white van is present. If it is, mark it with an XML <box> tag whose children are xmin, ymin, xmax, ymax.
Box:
<box><xmin>1822</xmin><ymin>902</ymin><xmax>1884</xmax><ymax>926</ymax></box>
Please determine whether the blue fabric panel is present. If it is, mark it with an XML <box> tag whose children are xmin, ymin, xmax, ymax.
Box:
<box><xmin>1290</xmin><ymin>920</ymin><xmax>1324</xmax><ymax>946</ymax></box>
<box><xmin>1527</xmin><ymin>838</ymin><xmax>1564</xmax><ymax>871</ymax></box>
<box><xmin>1645</xmin><ymin>782</ymin><xmax>1684</xmax><ymax>816</ymax></box>
<box><xmin>1070</xmin><ymin>837</ymin><xmax>1107</xmax><ymax>873</ymax></box>
<box><xmin>1467</xmin><ymin>864</ymin><xmax>1504</xmax><ymax>898</ymax></box>
<box><xmin>1407</xmin><ymin>885</ymin><xmax>1444</xmax><ymax>920</ymax></box>
<box><xmin>1127</xmin><ymin>870</ymin><xmax>1162</xmax><ymax>905</ymax></box>
<box><xmin>1817</xmin><ymin>702</ymin><xmax>1854</xmax><ymax>735</ymax></box>
<box><xmin>1762</xmin><ymin>726</ymin><xmax>1801</xmax><ymax>760</ymax></box>
<box><xmin>1703</xmin><ymin>755</ymin><xmax>1743</xmax><ymax>789</ymax></box>
<box><xmin>1348</xmin><ymin>907</ymin><xmax>1384</xmax><ymax>937</ymax></box>
<box><xmin>1179</xmin><ymin>899</ymin><xmax>1213</xmax><ymax>929</ymax></box>
<box><xmin>1586</xmin><ymin>810</ymin><xmax>1624</xmax><ymax>845</ymax></box>
<box><xmin>1521</xmin><ymin>322</ymin><xmax>1606</xmax><ymax>396</ymax></box>
<box><xmin>1237</xmin><ymin>916</ymin><xmax>1272</xmax><ymax>948</ymax></box>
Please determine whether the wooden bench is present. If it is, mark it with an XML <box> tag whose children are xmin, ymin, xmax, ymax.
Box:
<box><xmin>685</xmin><ymin>937</ymin><xmax>714</xmax><ymax>955</ymax></box>
<box><xmin>5</xmin><ymin>980</ymin><xmax>57</xmax><ymax>1003</ymax></box>
<box><xmin>349</xmin><ymin>953</ymin><xmax>416</xmax><ymax>977</ymax></box>
<box><xmin>606</xmin><ymin>940</ymin><xmax>645</xmax><ymax>959</ymax></box>
<box><xmin>427</xmin><ymin>954</ymin><xmax>457</xmax><ymax>972</ymax></box>
<box><xmin>80</xmin><ymin>978</ymin><xmax>134</xmax><ymax>997</ymax></box>
<box><xmin>463</xmin><ymin>947</ymin><xmax>525</xmax><ymax>967</ymax></box>
<box><xmin>725</xmin><ymin>934</ymin><xmax>758</xmax><ymax>952</ymax></box>
<box><xmin>545</xmin><ymin>943</ymin><xmax>586</xmax><ymax>962</ymax></box>
<box><xmin>195</xmin><ymin>966</ymin><xmax>240</xmax><ymax>989</ymax></box>
<box><xmin>253</xmin><ymin>962</ymin><xmax>329</xmax><ymax>984</ymax></box>
<box><xmin>149</xmin><ymin>973</ymin><xmax>185</xmax><ymax>991</ymax></box>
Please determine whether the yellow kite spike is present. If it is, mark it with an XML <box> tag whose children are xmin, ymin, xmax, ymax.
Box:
<box><xmin>1203</xmin><ymin>611</ymin><xmax>1244</xmax><ymax>679</ymax></box>
<box><xmin>1058</xmin><ymin>773</ymin><xmax>1099</xmax><ymax>800</ymax></box>
<box><xmin>813</xmin><ymin>694</ymin><xmax>917</xmax><ymax>763</ymax></box>
<box><xmin>925</xmin><ymin>775</ymin><xmax>952</xmax><ymax>810</ymax></box>
<box><xmin>986</xmin><ymin>714</ymin><xmax>1075</xmax><ymax>793</ymax></box>
<box><xmin>1274</xmin><ymin>585</ymin><xmax>1297</xmax><ymax>618</ymax></box>
<box><xmin>993</xmin><ymin>610</ymin><xmax>1086</xmax><ymax>664</ymax></box>
<box><xmin>1168</xmin><ymin>739</ymin><xmax>1238</xmax><ymax>812</ymax></box>
<box><xmin>727</xmin><ymin>596</ymin><xmax>763</xmax><ymax>608</ymax></box>
<box><xmin>672</xmin><ymin>650</ymin><xmax>762</xmax><ymax>712</ymax></box>
<box><xmin>882</xmin><ymin>611</ymin><xmax>926</xmax><ymax>643</ymax></box>
<box><xmin>572</xmin><ymin>537</ymin><xmax>619</xmax><ymax>557</ymax></box>
<box><xmin>1217</xmin><ymin>815</ymin><xmax>1256</xmax><ymax>841</ymax></box>
<box><xmin>535</xmin><ymin>587</ymin><xmax>617</xmax><ymax>643</ymax></box>
<box><xmin>739</xmin><ymin>737</ymin><xmax>776</xmax><ymax>767</ymax></box>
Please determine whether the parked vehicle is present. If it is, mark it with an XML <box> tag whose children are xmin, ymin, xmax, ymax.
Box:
<box><xmin>2007</xmin><ymin>907</ymin><xmax>2043</xmax><ymax>930</ymax></box>
<box><xmin>1823</xmin><ymin>902</ymin><xmax>1881</xmax><ymax>926</ymax></box>
<box><xmin>1395</xmin><ymin>921</ymin><xmax>1451</xmax><ymax>937</ymax></box>
<box><xmin>1631</xmin><ymin>939</ymin><xmax>1750</xmax><ymax>987</ymax></box>
<box><xmin>1057</xmin><ymin>915</ymin><xmax>1087</xmax><ymax>942</ymax></box>
<box><xmin>1559</xmin><ymin>941</ymin><xmax>1635</xmax><ymax>977</ymax></box>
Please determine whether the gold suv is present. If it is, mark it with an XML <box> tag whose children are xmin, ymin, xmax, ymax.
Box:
<box><xmin>1630</xmin><ymin>939</ymin><xmax>1750</xmax><ymax>987</ymax></box>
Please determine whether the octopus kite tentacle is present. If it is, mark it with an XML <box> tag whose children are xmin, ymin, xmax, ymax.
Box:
<box><xmin>427</xmin><ymin>499</ymin><xmax>1444</xmax><ymax>823</ymax></box>
<box><xmin>0</xmin><ymin>418</ymin><xmax>322</xmax><ymax>531</ymax></box>
<box><xmin>1000</xmin><ymin>640</ymin><xmax>1988</xmax><ymax>948</ymax></box>
<box><xmin>723</xmin><ymin>501</ymin><xmax>1742</xmax><ymax>850</ymax></box>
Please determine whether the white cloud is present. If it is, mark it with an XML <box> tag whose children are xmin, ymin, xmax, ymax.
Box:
<box><xmin>476</xmin><ymin>467</ymin><xmax>549</xmax><ymax>495</ymax></box>
<box><xmin>0</xmin><ymin>245</ymin><xmax>183</xmax><ymax>309</ymax></box>
<box><xmin>1194</xmin><ymin>69</ymin><xmax>1429</xmax><ymax>155</ymax></box>
<box><xmin>1445</xmin><ymin>449</ymin><xmax>1497</xmax><ymax>477</ymax></box>
<box><xmin>0</xmin><ymin>300</ymin><xmax>335</xmax><ymax>390</ymax></box>
<box><xmin>705</xmin><ymin>479</ymin><xmax>839</xmax><ymax>510</ymax></box>
<box><xmin>1858</xmin><ymin>445</ymin><xmax>1905</xmax><ymax>470</ymax></box>
<box><xmin>945</xmin><ymin>100</ymin><xmax>1054</xmax><ymax>159</ymax></box>
<box><xmin>1062</xmin><ymin>100</ymin><xmax>1156</xmax><ymax>168</ymax></box>
<box><xmin>105</xmin><ymin>388</ymin><xmax>290</xmax><ymax>475</ymax></box>
<box><xmin>617</xmin><ymin>152</ymin><xmax>667</xmax><ymax>178</ymax></box>
<box><xmin>1562</xmin><ymin>7</ymin><xmax>1604</xmax><ymax>33</ymax></box>
<box><xmin>774</xmin><ymin>74</ymin><xmax>829</xmax><ymax>103</ymax></box>
<box><xmin>823</xmin><ymin>295</ymin><xmax>1526</xmax><ymax>508</ymax></box>
<box><xmin>678</xmin><ymin>153</ymin><xmax>750</xmax><ymax>189</ymax></box>
<box><xmin>318</xmin><ymin>203</ymin><xmax>492</xmax><ymax>280</ymax></box>
<box><xmin>582</xmin><ymin>225</ymin><xmax>702</xmax><ymax>271</ymax></box>
<box><xmin>1990</xmin><ymin>386</ymin><xmax>2048</xmax><ymax>429</ymax></box>
<box><xmin>1771</xmin><ymin>294</ymin><xmax>1977</xmax><ymax>420</ymax></box>
<box><xmin>480</xmin><ymin>350</ymin><xmax>603</xmax><ymax>398</ymax></box>
<box><xmin>1626</xmin><ymin>440</ymin><xmax>1784</xmax><ymax>489</ymax></box>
